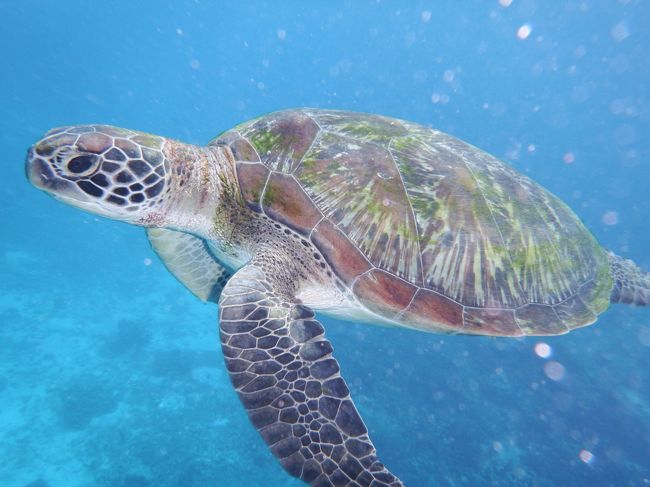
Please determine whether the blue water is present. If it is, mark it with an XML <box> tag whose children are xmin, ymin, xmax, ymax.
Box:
<box><xmin>2</xmin><ymin>1</ymin><xmax>649</xmax><ymax>486</ymax></box>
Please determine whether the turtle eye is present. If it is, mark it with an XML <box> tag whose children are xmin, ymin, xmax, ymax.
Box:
<box><xmin>64</xmin><ymin>154</ymin><xmax>100</xmax><ymax>176</ymax></box>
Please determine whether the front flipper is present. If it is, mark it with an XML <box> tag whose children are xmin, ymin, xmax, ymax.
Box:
<box><xmin>147</xmin><ymin>228</ymin><xmax>232</xmax><ymax>303</ymax></box>
<box><xmin>219</xmin><ymin>263</ymin><xmax>403</xmax><ymax>486</ymax></box>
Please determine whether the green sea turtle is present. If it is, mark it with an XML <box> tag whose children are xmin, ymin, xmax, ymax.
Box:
<box><xmin>26</xmin><ymin>109</ymin><xmax>649</xmax><ymax>486</ymax></box>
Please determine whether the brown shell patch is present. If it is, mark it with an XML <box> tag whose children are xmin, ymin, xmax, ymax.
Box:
<box><xmin>310</xmin><ymin>219</ymin><xmax>371</xmax><ymax>285</ymax></box>
<box><xmin>240</xmin><ymin>111</ymin><xmax>319</xmax><ymax>172</ymax></box>
<box><xmin>236</xmin><ymin>162</ymin><xmax>269</xmax><ymax>212</ymax></box>
<box><xmin>353</xmin><ymin>269</ymin><xmax>417</xmax><ymax>318</ymax></box>
<box><xmin>463</xmin><ymin>308</ymin><xmax>522</xmax><ymax>336</ymax></box>
<box><xmin>214</xmin><ymin>131</ymin><xmax>261</xmax><ymax>162</ymax></box>
<box><xmin>262</xmin><ymin>173</ymin><xmax>321</xmax><ymax>235</ymax></box>
<box><xmin>295</xmin><ymin>131</ymin><xmax>422</xmax><ymax>284</ymax></box>
<box><xmin>76</xmin><ymin>133</ymin><xmax>112</xmax><ymax>154</ymax></box>
<box><xmin>514</xmin><ymin>304</ymin><xmax>568</xmax><ymax>335</ymax></box>
<box><xmin>399</xmin><ymin>289</ymin><xmax>463</xmax><ymax>332</ymax></box>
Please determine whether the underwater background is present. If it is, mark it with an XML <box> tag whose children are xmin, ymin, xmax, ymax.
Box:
<box><xmin>1</xmin><ymin>1</ymin><xmax>649</xmax><ymax>486</ymax></box>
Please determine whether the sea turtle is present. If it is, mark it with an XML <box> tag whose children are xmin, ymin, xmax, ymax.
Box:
<box><xmin>26</xmin><ymin>109</ymin><xmax>649</xmax><ymax>486</ymax></box>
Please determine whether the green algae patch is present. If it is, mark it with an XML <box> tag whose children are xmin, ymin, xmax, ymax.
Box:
<box><xmin>249</xmin><ymin>130</ymin><xmax>282</xmax><ymax>157</ymax></box>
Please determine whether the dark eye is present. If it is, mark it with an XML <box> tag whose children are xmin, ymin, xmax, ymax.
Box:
<box><xmin>67</xmin><ymin>154</ymin><xmax>98</xmax><ymax>174</ymax></box>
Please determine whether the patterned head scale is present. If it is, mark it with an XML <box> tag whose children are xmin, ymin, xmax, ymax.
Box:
<box><xmin>26</xmin><ymin>125</ymin><xmax>169</xmax><ymax>221</ymax></box>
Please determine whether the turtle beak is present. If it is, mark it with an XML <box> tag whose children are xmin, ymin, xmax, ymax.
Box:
<box><xmin>25</xmin><ymin>146</ymin><xmax>74</xmax><ymax>194</ymax></box>
<box><xmin>25</xmin><ymin>146</ymin><xmax>88</xmax><ymax>205</ymax></box>
<box><xmin>26</xmin><ymin>147</ymin><xmax>51</xmax><ymax>189</ymax></box>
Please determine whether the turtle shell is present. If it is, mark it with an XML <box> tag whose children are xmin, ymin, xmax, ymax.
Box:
<box><xmin>212</xmin><ymin>109</ymin><xmax>613</xmax><ymax>336</ymax></box>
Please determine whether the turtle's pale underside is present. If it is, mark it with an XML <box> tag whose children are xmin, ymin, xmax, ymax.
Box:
<box><xmin>27</xmin><ymin>109</ymin><xmax>649</xmax><ymax>486</ymax></box>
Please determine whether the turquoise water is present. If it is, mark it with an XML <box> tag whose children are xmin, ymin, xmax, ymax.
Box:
<box><xmin>2</xmin><ymin>1</ymin><xmax>650</xmax><ymax>486</ymax></box>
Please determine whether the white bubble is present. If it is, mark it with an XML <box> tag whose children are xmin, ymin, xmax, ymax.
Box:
<box><xmin>498</xmin><ymin>0</ymin><xmax>512</xmax><ymax>7</ymax></box>
<box><xmin>277</xmin><ymin>29</ymin><xmax>287</xmax><ymax>40</ymax></box>
<box><xmin>544</xmin><ymin>361</ymin><xmax>565</xmax><ymax>381</ymax></box>
<box><xmin>421</xmin><ymin>10</ymin><xmax>432</xmax><ymax>22</ymax></box>
<box><xmin>602</xmin><ymin>211</ymin><xmax>619</xmax><ymax>226</ymax></box>
<box><xmin>517</xmin><ymin>24</ymin><xmax>532</xmax><ymax>40</ymax></box>
<box><xmin>189</xmin><ymin>59</ymin><xmax>200</xmax><ymax>70</ymax></box>
<box><xmin>534</xmin><ymin>342</ymin><xmax>552</xmax><ymax>358</ymax></box>
<box><xmin>579</xmin><ymin>449</ymin><xmax>595</xmax><ymax>464</ymax></box>
<box><xmin>611</xmin><ymin>22</ymin><xmax>630</xmax><ymax>42</ymax></box>
<box><xmin>144</xmin><ymin>258</ymin><xmax>152</xmax><ymax>266</ymax></box>
<box><xmin>431</xmin><ymin>93</ymin><xmax>441</xmax><ymax>103</ymax></box>
<box><xmin>493</xmin><ymin>441</ymin><xmax>503</xmax><ymax>452</ymax></box>
<box><xmin>527</xmin><ymin>144</ymin><xmax>536</xmax><ymax>152</ymax></box>
<box><xmin>176</xmin><ymin>28</ymin><xmax>184</xmax><ymax>36</ymax></box>
<box><xmin>256</xmin><ymin>81</ymin><xmax>266</xmax><ymax>90</ymax></box>
<box><xmin>563</xmin><ymin>152</ymin><xmax>575</xmax><ymax>164</ymax></box>
<box><xmin>443</xmin><ymin>70</ymin><xmax>455</xmax><ymax>83</ymax></box>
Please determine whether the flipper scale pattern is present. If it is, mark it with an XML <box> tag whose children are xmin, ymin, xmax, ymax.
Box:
<box><xmin>219</xmin><ymin>264</ymin><xmax>403</xmax><ymax>487</ymax></box>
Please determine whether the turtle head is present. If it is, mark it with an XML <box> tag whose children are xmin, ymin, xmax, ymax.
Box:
<box><xmin>26</xmin><ymin>125</ymin><xmax>171</xmax><ymax>224</ymax></box>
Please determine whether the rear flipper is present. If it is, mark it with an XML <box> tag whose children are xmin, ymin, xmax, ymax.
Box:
<box><xmin>608</xmin><ymin>251</ymin><xmax>650</xmax><ymax>305</ymax></box>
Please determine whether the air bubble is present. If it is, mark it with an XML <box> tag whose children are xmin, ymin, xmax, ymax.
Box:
<box><xmin>544</xmin><ymin>361</ymin><xmax>565</xmax><ymax>381</ymax></box>
<box><xmin>563</xmin><ymin>152</ymin><xmax>575</xmax><ymax>164</ymax></box>
<box><xmin>579</xmin><ymin>449</ymin><xmax>595</xmax><ymax>464</ymax></box>
<box><xmin>517</xmin><ymin>24</ymin><xmax>532</xmax><ymax>40</ymax></box>
<box><xmin>611</xmin><ymin>22</ymin><xmax>630</xmax><ymax>42</ymax></box>
<box><xmin>602</xmin><ymin>211</ymin><xmax>619</xmax><ymax>226</ymax></box>
<box><xmin>443</xmin><ymin>70</ymin><xmax>455</xmax><ymax>83</ymax></box>
<box><xmin>534</xmin><ymin>342</ymin><xmax>552</xmax><ymax>358</ymax></box>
